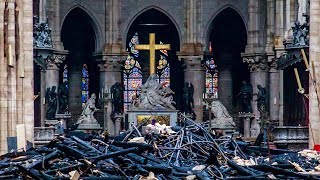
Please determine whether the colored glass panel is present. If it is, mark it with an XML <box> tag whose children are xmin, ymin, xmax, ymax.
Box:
<box><xmin>206</xmin><ymin>57</ymin><xmax>218</xmax><ymax>98</ymax></box>
<box><xmin>82</xmin><ymin>64</ymin><xmax>89</xmax><ymax>108</ymax></box>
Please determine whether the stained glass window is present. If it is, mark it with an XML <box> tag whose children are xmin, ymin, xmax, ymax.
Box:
<box><xmin>123</xmin><ymin>32</ymin><xmax>142</xmax><ymax>111</ymax></box>
<box><xmin>123</xmin><ymin>56</ymin><xmax>142</xmax><ymax>111</ymax></box>
<box><xmin>205</xmin><ymin>57</ymin><xmax>218</xmax><ymax>98</ymax></box>
<box><xmin>82</xmin><ymin>64</ymin><xmax>89</xmax><ymax>108</ymax></box>
<box><xmin>157</xmin><ymin>54</ymin><xmax>170</xmax><ymax>87</ymax></box>
<box><xmin>63</xmin><ymin>64</ymin><xmax>68</xmax><ymax>89</ymax></box>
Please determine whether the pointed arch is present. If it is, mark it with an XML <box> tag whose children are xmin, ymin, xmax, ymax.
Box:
<box><xmin>124</xmin><ymin>6</ymin><xmax>181</xmax><ymax>45</ymax></box>
<box><xmin>204</xmin><ymin>5</ymin><xmax>248</xmax><ymax>51</ymax></box>
<box><xmin>61</xmin><ymin>5</ymin><xmax>102</xmax><ymax>51</ymax></box>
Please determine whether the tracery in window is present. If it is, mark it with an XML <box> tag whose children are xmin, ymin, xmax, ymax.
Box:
<box><xmin>82</xmin><ymin>64</ymin><xmax>89</xmax><ymax>108</ymax></box>
<box><xmin>205</xmin><ymin>57</ymin><xmax>218</xmax><ymax>98</ymax></box>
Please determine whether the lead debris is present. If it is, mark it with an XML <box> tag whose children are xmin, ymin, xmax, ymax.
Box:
<box><xmin>1</xmin><ymin>117</ymin><xmax>320</xmax><ymax>179</ymax></box>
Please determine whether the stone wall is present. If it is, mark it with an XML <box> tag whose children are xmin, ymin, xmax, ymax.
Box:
<box><xmin>0</xmin><ymin>0</ymin><xmax>34</xmax><ymax>154</ymax></box>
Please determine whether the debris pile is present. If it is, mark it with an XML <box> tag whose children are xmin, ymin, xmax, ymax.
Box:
<box><xmin>0</xmin><ymin>117</ymin><xmax>320</xmax><ymax>179</ymax></box>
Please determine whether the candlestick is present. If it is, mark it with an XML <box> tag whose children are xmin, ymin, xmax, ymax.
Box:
<box><xmin>8</xmin><ymin>44</ymin><xmax>13</xmax><ymax>67</ymax></box>
<box><xmin>301</xmin><ymin>49</ymin><xmax>309</xmax><ymax>70</ymax></box>
<box><xmin>312</xmin><ymin>61</ymin><xmax>317</xmax><ymax>82</ymax></box>
<box><xmin>294</xmin><ymin>68</ymin><xmax>303</xmax><ymax>92</ymax></box>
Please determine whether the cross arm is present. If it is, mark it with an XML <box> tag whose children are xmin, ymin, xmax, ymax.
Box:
<box><xmin>134</xmin><ymin>44</ymin><xmax>150</xmax><ymax>50</ymax></box>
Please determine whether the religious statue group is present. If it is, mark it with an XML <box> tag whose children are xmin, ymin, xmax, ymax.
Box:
<box><xmin>131</xmin><ymin>74</ymin><xmax>176</xmax><ymax>110</ymax></box>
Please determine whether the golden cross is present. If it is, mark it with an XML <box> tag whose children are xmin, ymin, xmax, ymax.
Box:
<box><xmin>134</xmin><ymin>33</ymin><xmax>171</xmax><ymax>75</ymax></box>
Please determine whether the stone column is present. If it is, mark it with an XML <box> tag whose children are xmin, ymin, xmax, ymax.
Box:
<box><xmin>298</xmin><ymin>0</ymin><xmax>307</xmax><ymax>22</ymax></box>
<box><xmin>114</xmin><ymin>117</ymin><xmax>122</xmax><ymax>135</ymax></box>
<box><xmin>40</xmin><ymin>69</ymin><xmax>46</xmax><ymax>126</ymax></box>
<box><xmin>48</xmin><ymin>0</ymin><xmax>64</xmax><ymax>49</ymax></box>
<box><xmin>68</xmin><ymin>61</ymin><xmax>82</xmax><ymax>121</ymax></box>
<box><xmin>279</xmin><ymin>70</ymin><xmax>284</xmax><ymax>126</ymax></box>
<box><xmin>243</xmin><ymin>54</ymin><xmax>269</xmax><ymax>118</ymax></box>
<box><xmin>218</xmin><ymin>53</ymin><xmax>233</xmax><ymax>112</ymax></box>
<box><xmin>269</xmin><ymin>63</ymin><xmax>280</xmax><ymax>125</ymax></box>
<box><xmin>45</xmin><ymin>57</ymin><xmax>60</xmax><ymax>90</ymax></box>
<box><xmin>45</xmin><ymin>52</ymin><xmax>66</xmax><ymax>121</ymax></box>
<box><xmin>96</xmin><ymin>54</ymin><xmax>125</xmax><ymax>135</ymax></box>
<box><xmin>309</xmin><ymin>0</ymin><xmax>320</xmax><ymax>148</ymax></box>
<box><xmin>0</xmin><ymin>1</ymin><xmax>8</xmax><ymax>153</ymax></box>
<box><xmin>180</xmin><ymin>55</ymin><xmax>205</xmax><ymax>122</ymax></box>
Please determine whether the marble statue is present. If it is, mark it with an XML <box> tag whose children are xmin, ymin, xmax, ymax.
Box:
<box><xmin>133</xmin><ymin>74</ymin><xmax>176</xmax><ymax>110</ymax></box>
<box><xmin>77</xmin><ymin>93</ymin><xmax>98</xmax><ymax>124</ymax></box>
<box><xmin>211</xmin><ymin>100</ymin><xmax>235</xmax><ymax>127</ymax></box>
<box><xmin>182</xmin><ymin>82</ymin><xmax>194</xmax><ymax>113</ymax></box>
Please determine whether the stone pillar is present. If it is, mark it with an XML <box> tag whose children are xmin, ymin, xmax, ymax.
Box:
<box><xmin>0</xmin><ymin>1</ymin><xmax>8</xmax><ymax>153</ymax></box>
<box><xmin>40</xmin><ymin>69</ymin><xmax>46</xmax><ymax>126</ymax></box>
<box><xmin>68</xmin><ymin>62</ymin><xmax>82</xmax><ymax>121</ymax></box>
<box><xmin>39</xmin><ymin>0</ymin><xmax>47</xmax><ymax>23</ymax></box>
<box><xmin>243</xmin><ymin>117</ymin><xmax>251</xmax><ymax>137</ymax></box>
<box><xmin>269</xmin><ymin>64</ymin><xmax>280</xmax><ymax>125</ymax></box>
<box><xmin>0</xmin><ymin>0</ymin><xmax>34</xmax><ymax>153</ymax></box>
<box><xmin>218</xmin><ymin>53</ymin><xmax>233</xmax><ymax>112</ymax></box>
<box><xmin>243</xmin><ymin>54</ymin><xmax>269</xmax><ymax>118</ymax></box>
<box><xmin>96</xmin><ymin>54</ymin><xmax>125</xmax><ymax>135</ymax></box>
<box><xmin>279</xmin><ymin>70</ymin><xmax>284</xmax><ymax>126</ymax></box>
<box><xmin>45</xmin><ymin>58</ymin><xmax>60</xmax><ymax>90</ymax></box>
<box><xmin>115</xmin><ymin>117</ymin><xmax>122</xmax><ymax>135</ymax></box>
<box><xmin>179</xmin><ymin>55</ymin><xmax>205</xmax><ymax>122</ymax></box>
<box><xmin>48</xmin><ymin>0</ymin><xmax>64</xmax><ymax>49</ymax></box>
<box><xmin>298</xmin><ymin>0</ymin><xmax>307</xmax><ymax>22</ymax></box>
<box><xmin>45</xmin><ymin>52</ymin><xmax>66</xmax><ymax>120</ymax></box>
<box><xmin>309</xmin><ymin>0</ymin><xmax>320</xmax><ymax>148</ymax></box>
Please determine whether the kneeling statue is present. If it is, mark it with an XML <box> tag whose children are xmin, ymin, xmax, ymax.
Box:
<box><xmin>211</xmin><ymin>100</ymin><xmax>235</xmax><ymax>128</ymax></box>
<box><xmin>77</xmin><ymin>93</ymin><xmax>98</xmax><ymax>124</ymax></box>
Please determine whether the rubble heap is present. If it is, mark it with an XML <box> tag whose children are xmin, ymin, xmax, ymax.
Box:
<box><xmin>0</xmin><ymin>117</ymin><xmax>320</xmax><ymax>179</ymax></box>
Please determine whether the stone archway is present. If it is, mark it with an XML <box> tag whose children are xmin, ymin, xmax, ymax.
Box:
<box><xmin>61</xmin><ymin>8</ymin><xmax>99</xmax><ymax>123</ymax></box>
<box><xmin>125</xmin><ymin>8</ymin><xmax>183</xmax><ymax>110</ymax></box>
<box><xmin>208</xmin><ymin>7</ymin><xmax>248</xmax><ymax>117</ymax></box>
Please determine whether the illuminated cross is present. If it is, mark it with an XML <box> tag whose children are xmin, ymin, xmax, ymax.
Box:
<box><xmin>134</xmin><ymin>33</ymin><xmax>171</xmax><ymax>75</ymax></box>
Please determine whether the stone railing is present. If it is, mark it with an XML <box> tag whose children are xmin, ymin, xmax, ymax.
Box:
<box><xmin>34</xmin><ymin>127</ymin><xmax>56</xmax><ymax>146</ymax></box>
<box><xmin>272</xmin><ymin>126</ymin><xmax>308</xmax><ymax>150</ymax></box>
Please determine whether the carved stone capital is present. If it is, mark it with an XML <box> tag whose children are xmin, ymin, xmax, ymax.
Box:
<box><xmin>98</xmin><ymin>61</ymin><xmax>123</xmax><ymax>72</ymax></box>
<box><xmin>179</xmin><ymin>55</ymin><xmax>205</xmax><ymax>70</ymax></box>
<box><xmin>242</xmin><ymin>53</ymin><xmax>269</xmax><ymax>72</ymax></box>
<box><xmin>47</xmin><ymin>51</ymin><xmax>67</xmax><ymax>69</ymax></box>
<box><xmin>94</xmin><ymin>52</ymin><xmax>127</xmax><ymax>72</ymax></box>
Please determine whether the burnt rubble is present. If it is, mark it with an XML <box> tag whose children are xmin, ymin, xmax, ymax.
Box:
<box><xmin>1</xmin><ymin>117</ymin><xmax>320</xmax><ymax>179</ymax></box>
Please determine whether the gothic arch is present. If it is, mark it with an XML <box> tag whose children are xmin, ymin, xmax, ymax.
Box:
<box><xmin>124</xmin><ymin>6</ymin><xmax>181</xmax><ymax>48</ymax></box>
<box><xmin>61</xmin><ymin>5</ymin><xmax>102</xmax><ymax>51</ymax></box>
<box><xmin>204</xmin><ymin>5</ymin><xmax>248</xmax><ymax>51</ymax></box>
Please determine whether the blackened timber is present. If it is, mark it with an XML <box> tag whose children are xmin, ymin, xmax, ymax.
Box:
<box><xmin>71</xmin><ymin>136</ymin><xmax>103</xmax><ymax>155</ymax></box>
<box><xmin>92</xmin><ymin>147</ymin><xmax>138</xmax><ymax>164</ymax></box>
<box><xmin>227</xmin><ymin>160</ymin><xmax>257</xmax><ymax>176</ymax></box>
<box><xmin>251</xmin><ymin>164</ymin><xmax>316</xmax><ymax>179</ymax></box>
<box><xmin>141</xmin><ymin>164</ymin><xmax>173</xmax><ymax>175</ymax></box>
<box><xmin>25</xmin><ymin>150</ymin><xmax>62</xmax><ymax>169</ymax></box>
<box><xmin>56</xmin><ymin>143</ymin><xmax>88</xmax><ymax>159</ymax></box>
<box><xmin>110</xmin><ymin>141</ymin><xmax>153</xmax><ymax>150</ymax></box>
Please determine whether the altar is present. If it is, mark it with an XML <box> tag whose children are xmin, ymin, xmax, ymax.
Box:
<box><xmin>127</xmin><ymin>109</ymin><xmax>179</xmax><ymax>128</ymax></box>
